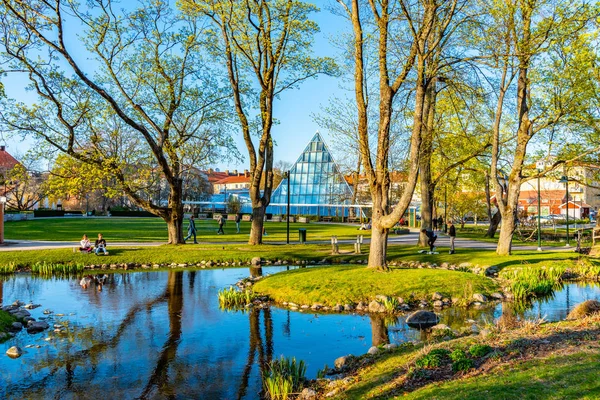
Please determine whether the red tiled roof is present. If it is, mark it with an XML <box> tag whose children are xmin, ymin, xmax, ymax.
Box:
<box><xmin>0</xmin><ymin>148</ymin><xmax>19</xmax><ymax>169</ymax></box>
<box><xmin>215</xmin><ymin>175</ymin><xmax>251</xmax><ymax>184</ymax></box>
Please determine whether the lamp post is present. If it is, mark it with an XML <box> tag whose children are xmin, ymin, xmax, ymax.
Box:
<box><xmin>535</xmin><ymin>161</ymin><xmax>544</xmax><ymax>251</ymax></box>
<box><xmin>559</xmin><ymin>175</ymin><xmax>570</xmax><ymax>247</ymax></box>
<box><xmin>0</xmin><ymin>196</ymin><xmax>6</xmax><ymax>244</ymax></box>
<box><xmin>443</xmin><ymin>185</ymin><xmax>448</xmax><ymax>233</ymax></box>
<box><xmin>285</xmin><ymin>171</ymin><xmax>290</xmax><ymax>245</ymax></box>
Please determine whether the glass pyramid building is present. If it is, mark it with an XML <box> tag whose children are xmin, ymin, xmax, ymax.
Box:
<box><xmin>267</xmin><ymin>132</ymin><xmax>354</xmax><ymax>216</ymax></box>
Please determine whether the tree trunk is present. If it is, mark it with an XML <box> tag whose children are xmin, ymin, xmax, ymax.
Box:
<box><xmin>497</xmin><ymin>210</ymin><xmax>516</xmax><ymax>255</ymax></box>
<box><xmin>368</xmin><ymin>221</ymin><xmax>389</xmax><ymax>270</ymax></box>
<box><xmin>165</xmin><ymin>180</ymin><xmax>185</xmax><ymax>244</ymax></box>
<box><xmin>485</xmin><ymin>211</ymin><xmax>501</xmax><ymax>238</ymax></box>
<box><xmin>249</xmin><ymin>206</ymin><xmax>266</xmax><ymax>245</ymax></box>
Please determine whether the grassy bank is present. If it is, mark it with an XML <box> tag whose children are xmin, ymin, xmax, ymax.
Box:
<box><xmin>0</xmin><ymin>310</ymin><xmax>17</xmax><ymax>342</ymax></box>
<box><xmin>0</xmin><ymin>244</ymin><xmax>341</xmax><ymax>270</ymax></box>
<box><xmin>252</xmin><ymin>265</ymin><xmax>499</xmax><ymax>305</ymax></box>
<box><xmin>323</xmin><ymin>314</ymin><xmax>600</xmax><ymax>399</ymax></box>
<box><xmin>0</xmin><ymin>243</ymin><xmax>596</xmax><ymax>277</ymax></box>
<box><xmin>4</xmin><ymin>217</ymin><xmax>370</xmax><ymax>243</ymax></box>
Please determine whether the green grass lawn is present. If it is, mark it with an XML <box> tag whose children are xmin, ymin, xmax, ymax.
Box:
<box><xmin>252</xmin><ymin>265</ymin><xmax>499</xmax><ymax>305</ymax></box>
<box><xmin>405</xmin><ymin>352</ymin><xmax>600</xmax><ymax>400</ymax></box>
<box><xmin>385</xmin><ymin>246</ymin><xmax>584</xmax><ymax>271</ymax></box>
<box><xmin>3</xmin><ymin>217</ymin><xmax>371</xmax><ymax>243</ymax></box>
<box><xmin>457</xmin><ymin>225</ymin><xmax>595</xmax><ymax>248</ymax></box>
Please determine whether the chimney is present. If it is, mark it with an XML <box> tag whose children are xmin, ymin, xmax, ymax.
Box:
<box><xmin>233</xmin><ymin>169</ymin><xmax>238</xmax><ymax>175</ymax></box>
<box><xmin>225</xmin><ymin>169</ymin><xmax>230</xmax><ymax>175</ymax></box>
<box><xmin>244</xmin><ymin>170</ymin><xmax>250</xmax><ymax>178</ymax></box>
<box><xmin>208</xmin><ymin>168</ymin><xmax>213</xmax><ymax>174</ymax></box>
<box><xmin>0</xmin><ymin>145</ymin><xmax>5</xmax><ymax>151</ymax></box>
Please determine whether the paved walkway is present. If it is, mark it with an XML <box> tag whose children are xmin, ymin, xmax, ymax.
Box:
<box><xmin>0</xmin><ymin>230</ymin><xmax>567</xmax><ymax>252</ymax></box>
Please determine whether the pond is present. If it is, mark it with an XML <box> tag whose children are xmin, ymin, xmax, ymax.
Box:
<box><xmin>1</xmin><ymin>267</ymin><xmax>599</xmax><ymax>399</ymax></box>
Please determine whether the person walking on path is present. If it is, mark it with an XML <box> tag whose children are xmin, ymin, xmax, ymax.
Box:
<box><xmin>421</xmin><ymin>228</ymin><xmax>437</xmax><ymax>253</ymax></box>
<box><xmin>184</xmin><ymin>215</ymin><xmax>198</xmax><ymax>244</ymax></box>
<box><xmin>235</xmin><ymin>213</ymin><xmax>241</xmax><ymax>234</ymax></box>
<box><xmin>433</xmin><ymin>218</ymin><xmax>438</xmax><ymax>231</ymax></box>
<box><xmin>437</xmin><ymin>216</ymin><xmax>444</xmax><ymax>231</ymax></box>
<box><xmin>217</xmin><ymin>214</ymin><xmax>225</xmax><ymax>234</ymax></box>
<box><xmin>448</xmin><ymin>220</ymin><xmax>456</xmax><ymax>254</ymax></box>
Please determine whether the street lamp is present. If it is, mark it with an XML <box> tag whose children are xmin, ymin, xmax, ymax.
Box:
<box><xmin>0</xmin><ymin>196</ymin><xmax>6</xmax><ymax>244</ymax></box>
<box><xmin>285</xmin><ymin>171</ymin><xmax>290</xmax><ymax>244</ymax></box>
<box><xmin>535</xmin><ymin>161</ymin><xmax>544</xmax><ymax>251</ymax></box>
<box><xmin>559</xmin><ymin>175</ymin><xmax>570</xmax><ymax>247</ymax></box>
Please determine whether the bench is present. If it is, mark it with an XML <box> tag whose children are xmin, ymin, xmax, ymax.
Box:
<box><xmin>196</xmin><ymin>213</ymin><xmax>209</xmax><ymax>219</ymax></box>
<box><xmin>347</xmin><ymin>216</ymin><xmax>361</xmax><ymax>223</ymax></box>
<box><xmin>242</xmin><ymin>214</ymin><xmax>252</xmax><ymax>222</ymax></box>
<box><xmin>271</xmin><ymin>215</ymin><xmax>282</xmax><ymax>222</ymax></box>
<box><xmin>227</xmin><ymin>214</ymin><xmax>237</xmax><ymax>221</ymax></box>
<box><xmin>321</xmin><ymin>216</ymin><xmax>333</xmax><ymax>222</ymax></box>
<box><xmin>298</xmin><ymin>216</ymin><xmax>310</xmax><ymax>223</ymax></box>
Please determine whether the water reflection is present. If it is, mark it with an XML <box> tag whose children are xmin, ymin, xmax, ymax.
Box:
<box><xmin>1</xmin><ymin>271</ymin><xmax>599</xmax><ymax>399</ymax></box>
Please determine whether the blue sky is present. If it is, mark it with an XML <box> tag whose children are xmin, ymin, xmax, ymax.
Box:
<box><xmin>1</xmin><ymin>2</ymin><xmax>351</xmax><ymax>172</ymax></box>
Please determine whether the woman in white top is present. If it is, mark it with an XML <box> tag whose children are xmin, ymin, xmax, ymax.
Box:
<box><xmin>79</xmin><ymin>234</ymin><xmax>92</xmax><ymax>253</ymax></box>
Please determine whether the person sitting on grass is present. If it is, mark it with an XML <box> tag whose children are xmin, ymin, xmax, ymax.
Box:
<box><xmin>95</xmin><ymin>233</ymin><xmax>108</xmax><ymax>256</ymax></box>
<box><xmin>421</xmin><ymin>228</ymin><xmax>437</xmax><ymax>252</ymax></box>
<box><xmin>79</xmin><ymin>234</ymin><xmax>93</xmax><ymax>253</ymax></box>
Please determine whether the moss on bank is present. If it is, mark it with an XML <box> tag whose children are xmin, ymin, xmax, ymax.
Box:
<box><xmin>0</xmin><ymin>310</ymin><xmax>17</xmax><ymax>342</ymax></box>
<box><xmin>252</xmin><ymin>265</ymin><xmax>499</xmax><ymax>305</ymax></box>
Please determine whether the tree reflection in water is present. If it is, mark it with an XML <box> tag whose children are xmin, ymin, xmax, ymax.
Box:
<box><xmin>237</xmin><ymin>306</ymin><xmax>274</xmax><ymax>399</ymax></box>
<box><xmin>370</xmin><ymin>314</ymin><xmax>391</xmax><ymax>346</ymax></box>
<box><xmin>138</xmin><ymin>271</ymin><xmax>184</xmax><ymax>399</ymax></box>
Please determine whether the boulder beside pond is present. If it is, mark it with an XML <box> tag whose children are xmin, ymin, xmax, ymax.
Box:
<box><xmin>406</xmin><ymin>310</ymin><xmax>439</xmax><ymax>329</ymax></box>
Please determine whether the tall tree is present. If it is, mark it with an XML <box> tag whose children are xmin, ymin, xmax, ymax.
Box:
<box><xmin>483</xmin><ymin>0</ymin><xmax>600</xmax><ymax>255</ymax></box>
<box><xmin>0</xmin><ymin>0</ymin><xmax>233</xmax><ymax>243</ymax></box>
<box><xmin>337</xmin><ymin>0</ymin><xmax>460</xmax><ymax>268</ymax></box>
<box><xmin>182</xmin><ymin>0</ymin><xmax>337</xmax><ymax>244</ymax></box>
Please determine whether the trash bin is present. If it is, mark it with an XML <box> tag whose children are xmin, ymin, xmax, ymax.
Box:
<box><xmin>299</xmin><ymin>229</ymin><xmax>307</xmax><ymax>244</ymax></box>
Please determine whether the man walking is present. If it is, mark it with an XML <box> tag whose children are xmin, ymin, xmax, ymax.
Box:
<box><xmin>217</xmin><ymin>214</ymin><xmax>225</xmax><ymax>234</ymax></box>
<box><xmin>235</xmin><ymin>213</ymin><xmax>241</xmax><ymax>233</ymax></box>
<box><xmin>185</xmin><ymin>215</ymin><xmax>198</xmax><ymax>244</ymax></box>
<box><xmin>448</xmin><ymin>220</ymin><xmax>456</xmax><ymax>254</ymax></box>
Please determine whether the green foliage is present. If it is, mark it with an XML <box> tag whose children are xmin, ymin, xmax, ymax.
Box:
<box><xmin>30</xmin><ymin>261</ymin><xmax>85</xmax><ymax>276</ymax></box>
<box><xmin>450</xmin><ymin>349</ymin><xmax>468</xmax><ymax>362</ymax></box>
<box><xmin>382</xmin><ymin>297</ymin><xmax>401</xmax><ymax>312</ymax></box>
<box><xmin>0</xmin><ymin>310</ymin><xmax>17</xmax><ymax>340</ymax></box>
<box><xmin>217</xmin><ymin>286</ymin><xmax>255</xmax><ymax>309</ymax></box>
<box><xmin>500</xmin><ymin>267</ymin><xmax>565</xmax><ymax>301</ymax></box>
<box><xmin>263</xmin><ymin>356</ymin><xmax>306</xmax><ymax>400</ymax></box>
<box><xmin>0</xmin><ymin>262</ymin><xmax>18</xmax><ymax>275</ymax></box>
<box><xmin>415</xmin><ymin>349</ymin><xmax>450</xmax><ymax>369</ymax></box>
<box><xmin>452</xmin><ymin>358</ymin><xmax>475</xmax><ymax>373</ymax></box>
<box><xmin>469</xmin><ymin>344</ymin><xmax>492</xmax><ymax>358</ymax></box>
<box><xmin>316</xmin><ymin>364</ymin><xmax>329</xmax><ymax>379</ymax></box>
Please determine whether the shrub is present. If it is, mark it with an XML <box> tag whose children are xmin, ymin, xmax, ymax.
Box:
<box><xmin>450</xmin><ymin>348</ymin><xmax>467</xmax><ymax>362</ymax></box>
<box><xmin>263</xmin><ymin>356</ymin><xmax>306</xmax><ymax>400</ymax></box>
<box><xmin>452</xmin><ymin>358</ymin><xmax>474</xmax><ymax>373</ymax></box>
<box><xmin>469</xmin><ymin>344</ymin><xmax>492</xmax><ymax>357</ymax></box>
<box><xmin>415</xmin><ymin>349</ymin><xmax>450</xmax><ymax>369</ymax></box>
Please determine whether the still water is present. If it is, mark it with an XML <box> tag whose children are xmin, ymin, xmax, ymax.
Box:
<box><xmin>1</xmin><ymin>267</ymin><xmax>599</xmax><ymax>399</ymax></box>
